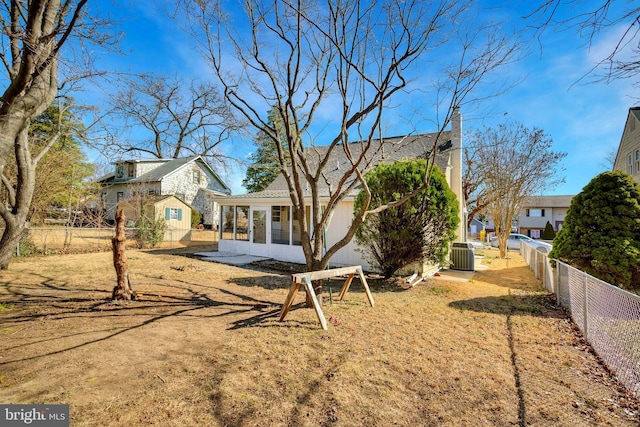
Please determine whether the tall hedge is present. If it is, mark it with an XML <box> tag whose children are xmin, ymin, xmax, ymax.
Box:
<box><xmin>549</xmin><ymin>171</ymin><xmax>640</xmax><ymax>291</ymax></box>
<box><xmin>354</xmin><ymin>159</ymin><xmax>459</xmax><ymax>278</ymax></box>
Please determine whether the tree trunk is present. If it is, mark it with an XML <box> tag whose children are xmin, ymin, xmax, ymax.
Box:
<box><xmin>305</xmin><ymin>280</ymin><xmax>325</xmax><ymax>307</ymax></box>
<box><xmin>111</xmin><ymin>209</ymin><xmax>136</xmax><ymax>301</ymax></box>
<box><xmin>0</xmin><ymin>218</ymin><xmax>25</xmax><ymax>270</ymax></box>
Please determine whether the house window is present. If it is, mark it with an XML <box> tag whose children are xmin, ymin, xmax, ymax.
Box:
<box><xmin>235</xmin><ymin>206</ymin><xmax>249</xmax><ymax>241</ymax></box>
<box><xmin>117</xmin><ymin>192</ymin><xmax>124</xmax><ymax>203</ymax></box>
<box><xmin>116</xmin><ymin>164</ymin><xmax>124</xmax><ymax>179</ymax></box>
<box><xmin>193</xmin><ymin>170</ymin><xmax>201</xmax><ymax>184</ymax></box>
<box><xmin>128</xmin><ymin>163</ymin><xmax>135</xmax><ymax>178</ymax></box>
<box><xmin>165</xmin><ymin>207</ymin><xmax>182</xmax><ymax>221</ymax></box>
<box><xmin>148</xmin><ymin>190</ymin><xmax>157</xmax><ymax>196</ymax></box>
<box><xmin>271</xmin><ymin>206</ymin><xmax>290</xmax><ymax>244</ymax></box>
<box><xmin>526</xmin><ymin>209</ymin><xmax>544</xmax><ymax>217</ymax></box>
<box><xmin>629</xmin><ymin>154</ymin><xmax>634</xmax><ymax>174</ymax></box>
<box><xmin>635</xmin><ymin>150</ymin><xmax>640</xmax><ymax>174</ymax></box>
<box><xmin>221</xmin><ymin>205</ymin><xmax>234</xmax><ymax>240</ymax></box>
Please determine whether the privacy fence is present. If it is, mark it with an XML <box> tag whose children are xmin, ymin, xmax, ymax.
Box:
<box><xmin>13</xmin><ymin>227</ymin><xmax>219</xmax><ymax>256</ymax></box>
<box><xmin>521</xmin><ymin>243</ymin><xmax>640</xmax><ymax>398</ymax></box>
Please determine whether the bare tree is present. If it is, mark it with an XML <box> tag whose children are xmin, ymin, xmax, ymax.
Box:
<box><xmin>98</xmin><ymin>74</ymin><xmax>240</xmax><ymax>164</ymax></box>
<box><xmin>0</xmin><ymin>0</ymin><xmax>117</xmax><ymax>269</ymax></box>
<box><xmin>463</xmin><ymin>141</ymin><xmax>492</xmax><ymax>229</ymax></box>
<box><xmin>179</xmin><ymin>0</ymin><xmax>519</xmax><ymax>277</ymax></box>
<box><xmin>473</xmin><ymin>122</ymin><xmax>566</xmax><ymax>258</ymax></box>
<box><xmin>603</xmin><ymin>148</ymin><xmax>617</xmax><ymax>170</ymax></box>
<box><xmin>529</xmin><ymin>1</ymin><xmax>640</xmax><ymax>85</ymax></box>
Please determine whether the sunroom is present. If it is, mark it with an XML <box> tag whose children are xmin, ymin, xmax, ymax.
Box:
<box><xmin>215</xmin><ymin>194</ymin><xmax>365</xmax><ymax>269</ymax></box>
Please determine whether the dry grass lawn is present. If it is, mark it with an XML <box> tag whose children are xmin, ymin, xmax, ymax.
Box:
<box><xmin>0</xmin><ymin>247</ymin><xmax>638</xmax><ymax>426</ymax></box>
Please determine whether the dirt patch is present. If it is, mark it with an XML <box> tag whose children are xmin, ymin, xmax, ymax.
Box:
<box><xmin>0</xmin><ymin>249</ymin><xmax>638</xmax><ymax>426</ymax></box>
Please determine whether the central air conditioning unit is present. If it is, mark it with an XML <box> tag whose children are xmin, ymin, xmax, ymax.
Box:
<box><xmin>450</xmin><ymin>242</ymin><xmax>475</xmax><ymax>271</ymax></box>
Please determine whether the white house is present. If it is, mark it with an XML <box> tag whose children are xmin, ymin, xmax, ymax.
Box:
<box><xmin>97</xmin><ymin>156</ymin><xmax>231</xmax><ymax>228</ymax></box>
<box><xmin>613</xmin><ymin>106</ymin><xmax>640</xmax><ymax>182</ymax></box>
<box><xmin>214</xmin><ymin>110</ymin><xmax>465</xmax><ymax>273</ymax></box>
<box><xmin>517</xmin><ymin>195</ymin><xmax>573</xmax><ymax>238</ymax></box>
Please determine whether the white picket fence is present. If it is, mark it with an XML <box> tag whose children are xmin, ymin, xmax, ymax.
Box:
<box><xmin>521</xmin><ymin>242</ymin><xmax>640</xmax><ymax>398</ymax></box>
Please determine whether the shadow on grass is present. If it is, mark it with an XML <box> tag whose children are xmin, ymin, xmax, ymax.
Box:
<box><xmin>449</xmin><ymin>293</ymin><xmax>565</xmax><ymax>318</ymax></box>
<box><xmin>0</xmin><ymin>252</ymin><xmax>409</xmax><ymax>367</ymax></box>
<box><xmin>226</xmin><ymin>269</ymin><xmax>408</xmax><ymax>295</ymax></box>
<box><xmin>0</xmin><ymin>273</ymin><xmax>304</xmax><ymax>366</ymax></box>
<box><xmin>145</xmin><ymin>246</ymin><xmax>409</xmax><ymax>294</ymax></box>
<box><xmin>472</xmin><ymin>265</ymin><xmax>545</xmax><ymax>293</ymax></box>
<box><xmin>142</xmin><ymin>243</ymin><xmax>218</xmax><ymax>257</ymax></box>
<box><xmin>449</xmin><ymin>293</ymin><xmax>567</xmax><ymax>427</ymax></box>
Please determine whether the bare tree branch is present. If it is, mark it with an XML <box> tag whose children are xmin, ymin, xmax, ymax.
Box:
<box><xmin>97</xmin><ymin>73</ymin><xmax>241</xmax><ymax>166</ymax></box>
<box><xmin>474</xmin><ymin>122</ymin><xmax>566</xmax><ymax>258</ymax></box>
<box><xmin>179</xmin><ymin>0</ymin><xmax>520</xmax><ymax>273</ymax></box>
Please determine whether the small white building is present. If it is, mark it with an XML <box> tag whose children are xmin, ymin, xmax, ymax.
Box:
<box><xmin>214</xmin><ymin>110</ymin><xmax>465</xmax><ymax>273</ymax></box>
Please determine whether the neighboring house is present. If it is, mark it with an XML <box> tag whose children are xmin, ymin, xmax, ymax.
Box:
<box><xmin>613</xmin><ymin>106</ymin><xmax>640</xmax><ymax>183</ymax></box>
<box><xmin>214</xmin><ymin>109</ymin><xmax>465</xmax><ymax>273</ymax></box>
<box><xmin>118</xmin><ymin>195</ymin><xmax>192</xmax><ymax>241</ymax></box>
<box><xmin>468</xmin><ymin>218</ymin><xmax>485</xmax><ymax>238</ymax></box>
<box><xmin>97</xmin><ymin>156</ymin><xmax>231</xmax><ymax>228</ymax></box>
<box><xmin>517</xmin><ymin>195</ymin><xmax>573</xmax><ymax>238</ymax></box>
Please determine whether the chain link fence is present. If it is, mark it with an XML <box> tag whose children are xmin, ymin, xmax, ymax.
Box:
<box><xmin>521</xmin><ymin>242</ymin><xmax>640</xmax><ymax>398</ymax></box>
<box><xmin>13</xmin><ymin>227</ymin><xmax>219</xmax><ymax>256</ymax></box>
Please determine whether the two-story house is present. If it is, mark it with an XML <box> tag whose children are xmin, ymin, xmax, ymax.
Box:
<box><xmin>517</xmin><ymin>195</ymin><xmax>573</xmax><ymax>238</ymax></box>
<box><xmin>613</xmin><ymin>106</ymin><xmax>640</xmax><ymax>182</ymax></box>
<box><xmin>97</xmin><ymin>156</ymin><xmax>231</xmax><ymax>228</ymax></box>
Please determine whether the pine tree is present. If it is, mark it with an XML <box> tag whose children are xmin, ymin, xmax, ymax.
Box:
<box><xmin>242</xmin><ymin>108</ymin><xmax>290</xmax><ymax>193</ymax></box>
<box><xmin>541</xmin><ymin>221</ymin><xmax>555</xmax><ymax>240</ymax></box>
<box><xmin>549</xmin><ymin>171</ymin><xmax>640</xmax><ymax>291</ymax></box>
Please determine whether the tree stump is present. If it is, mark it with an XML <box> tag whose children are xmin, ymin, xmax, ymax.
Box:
<box><xmin>111</xmin><ymin>209</ymin><xmax>137</xmax><ymax>301</ymax></box>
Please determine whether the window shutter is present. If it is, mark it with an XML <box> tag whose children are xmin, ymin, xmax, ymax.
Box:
<box><xmin>526</xmin><ymin>209</ymin><xmax>530</xmax><ymax>217</ymax></box>
<box><xmin>178</xmin><ymin>208</ymin><xmax>183</xmax><ymax>221</ymax></box>
<box><xmin>541</xmin><ymin>209</ymin><xmax>545</xmax><ymax>217</ymax></box>
<box><xmin>165</xmin><ymin>208</ymin><xmax>170</xmax><ymax>220</ymax></box>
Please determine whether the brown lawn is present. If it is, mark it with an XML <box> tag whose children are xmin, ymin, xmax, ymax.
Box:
<box><xmin>0</xmin><ymin>247</ymin><xmax>638</xmax><ymax>426</ymax></box>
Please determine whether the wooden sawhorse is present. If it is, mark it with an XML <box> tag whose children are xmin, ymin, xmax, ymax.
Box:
<box><xmin>279</xmin><ymin>265</ymin><xmax>375</xmax><ymax>330</ymax></box>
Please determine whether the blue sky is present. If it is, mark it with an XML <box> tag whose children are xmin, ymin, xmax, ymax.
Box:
<box><xmin>82</xmin><ymin>0</ymin><xmax>639</xmax><ymax>196</ymax></box>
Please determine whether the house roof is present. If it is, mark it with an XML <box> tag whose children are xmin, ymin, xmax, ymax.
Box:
<box><xmin>230</xmin><ymin>132</ymin><xmax>452</xmax><ymax>201</ymax></box>
<box><xmin>523</xmin><ymin>195</ymin><xmax>574</xmax><ymax>208</ymax></box>
<box><xmin>97</xmin><ymin>156</ymin><xmax>231</xmax><ymax>193</ymax></box>
<box><xmin>128</xmin><ymin>156</ymin><xmax>199</xmax><ymax>183</ymax></box>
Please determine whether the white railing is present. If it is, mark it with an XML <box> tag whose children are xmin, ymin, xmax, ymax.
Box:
<box><xmin>521</xmin><ymin>242</ymin><xmax>640</xmax><ymax>398</ymax></box>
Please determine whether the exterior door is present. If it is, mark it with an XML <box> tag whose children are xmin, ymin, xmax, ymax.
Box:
<box><xmin>250</xmin><ymin>207</ymin><xmax>269</xmax><ymax>256</ymax></box>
